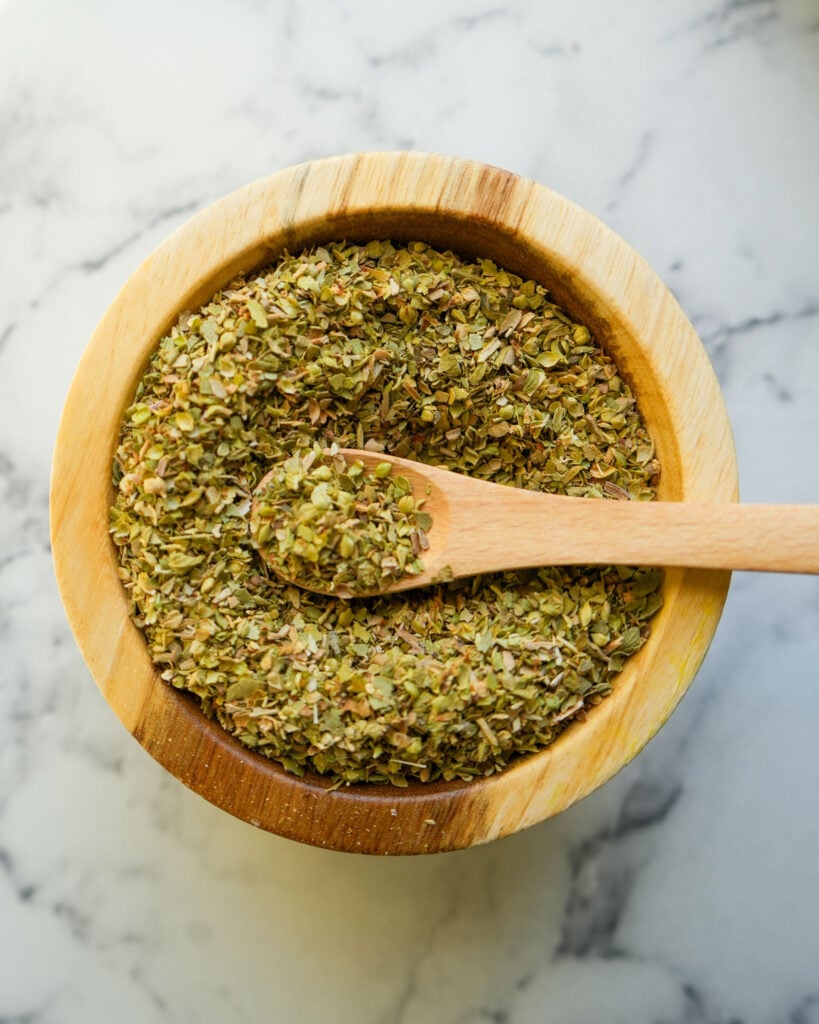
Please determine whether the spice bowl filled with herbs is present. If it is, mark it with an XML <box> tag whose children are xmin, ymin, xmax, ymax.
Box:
<box><xmin>51</xmin><ymin>152</ymin><xmax>737</xmax><ymax>854</ymax></box>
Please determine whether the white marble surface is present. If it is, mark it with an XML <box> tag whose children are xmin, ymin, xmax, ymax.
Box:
<box><xmin>2</xmin><ymin>1</ymin><xmax>819</xmax><ymax>1021</ymax></box>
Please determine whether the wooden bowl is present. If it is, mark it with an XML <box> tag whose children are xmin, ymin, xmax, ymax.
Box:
<box><xmin>51</xmin><ymin>153</ymin><xmax>737</xmax><ymax>854</ymax></box>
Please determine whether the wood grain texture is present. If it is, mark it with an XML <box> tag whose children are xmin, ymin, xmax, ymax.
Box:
<box><xmin>50</xmin><ymin>152</ymin><xmax>738</xmax><ymax>854</ymax></box>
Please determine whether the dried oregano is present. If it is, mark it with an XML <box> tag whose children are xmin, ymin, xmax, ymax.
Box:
<box><xmin>250</xmin><ymin>445</ymin><xmax>429</xmax><ymax>597</ymax></box>
<box><xmin>110</xmin><ymin>240</ymin><xmax>662</xmax><ymax>786</ymax></box>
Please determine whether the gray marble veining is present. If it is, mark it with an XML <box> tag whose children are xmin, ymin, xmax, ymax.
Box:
<box><xmin>2</xmin><ymin>1</ymin><xmax>819</xmax><ymax>1021</ymax></box>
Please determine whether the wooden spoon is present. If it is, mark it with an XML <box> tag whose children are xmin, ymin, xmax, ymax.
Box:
<box><xmin>255</xmin><ymin>448</ymin><xmax>819</xmax><ymax>596</ymax></box>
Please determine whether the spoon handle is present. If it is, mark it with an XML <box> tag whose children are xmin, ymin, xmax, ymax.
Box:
<box><xmin>448</xmin><ymin>489</ymin><xmax>819</xmax><ymax>575</ymax></box>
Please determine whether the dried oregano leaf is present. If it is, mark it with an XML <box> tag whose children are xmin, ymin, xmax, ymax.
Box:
<box><xmin>110</xmin><ymin>240</ymin><xmax>662</xmax><ymax>786</ymax></box>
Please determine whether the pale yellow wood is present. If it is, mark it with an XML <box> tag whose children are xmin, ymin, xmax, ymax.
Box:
<box><xmin>284</xmin><ymin>450</ymin><xmax>817</xmax><ymax>594</ymax></box>
<box><xmin>50</xmin><ymin>152</ymin><xmax>739</xmax><ymax>854</ymax></box>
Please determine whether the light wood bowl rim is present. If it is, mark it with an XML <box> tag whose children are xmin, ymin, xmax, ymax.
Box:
<box><xmin>50</xmin><ymin>152</ymin><xmax>737</xmax><ymax>854</ymax></box>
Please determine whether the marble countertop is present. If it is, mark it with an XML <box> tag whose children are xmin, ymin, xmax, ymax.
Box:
<box><xmin>2</xmin><ymin>1</ymin><xmax>819</xmax><ymax>1021</ymax></box>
